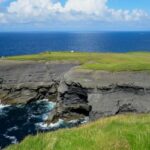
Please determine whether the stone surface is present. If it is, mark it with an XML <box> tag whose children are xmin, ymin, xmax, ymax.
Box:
<box><xmin>0</xmin><ymin>60</ymin><xmax>150</xmax><ymax>120</ymax></box>
<box><xmin>57</xmin><ymin>81</ymin><xmax>91</xmax><ymax>119</ymax></box>
<box><xmin>0</xmin><ymin>60</ymin><xmax>79</xmax><ymax>104</ymax></box>
<box><xmin>63</xmin><ymin>68</ymin><xmax>150</xmax><ymax>120</ymax></box>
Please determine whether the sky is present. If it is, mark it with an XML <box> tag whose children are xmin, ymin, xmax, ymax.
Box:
<box><xmin>0</xmin><ymin>0</ymin><xmax>150</xmax><ymax>31</ymax></box>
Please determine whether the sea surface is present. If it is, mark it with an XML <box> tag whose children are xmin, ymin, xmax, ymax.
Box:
<box><xmin>0</xmin><ymin>100</ymin><xmax>88</xmax><ymax>149</ymax></box>
<box><xmin>0</xmin><ymin>31</ymin><xmax>150</xmax><ymax>56</ymax></box>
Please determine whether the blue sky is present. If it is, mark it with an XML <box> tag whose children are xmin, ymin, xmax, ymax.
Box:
<box><xmin>58</xmin><ymin>0</ymin><xmax>150</xmax><ymax>10</ymax></box>
<box><xmin>0</xmin><ymin>0</ymin><xmax>150</xmax><ymax>31</ymax></box>
<box><xmin>108</xmin><ymin>0</ymin><xmax>150</xmax><ymax>12</ymax></box>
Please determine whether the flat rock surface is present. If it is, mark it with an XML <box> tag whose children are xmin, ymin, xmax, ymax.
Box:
<box><xmin>0</xmin><ymin>60</ymin><xmax>79</xmax><ymax>87</ymax></box>
<box><xmin>0</xmin><ymin>60</ymin><xmax>79</xmax><ymax>103</ymax></box>
<box><xmin>64</xmin><ymin>68</ymin><xmax>150</xmax><ymax>88</ymax></box>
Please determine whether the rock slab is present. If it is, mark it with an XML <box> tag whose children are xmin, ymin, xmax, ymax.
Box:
<box><xmin>0</xmin><ymin>60</ymin><xmax>150</xmax><ymax>120</ymax></box>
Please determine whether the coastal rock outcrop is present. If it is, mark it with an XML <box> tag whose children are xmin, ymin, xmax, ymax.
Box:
<box><xmin>63</xmin><ymin>68</ymin><xmax>150</xmax><ymax>120</ymax></box>
<box><xmin>57</xmin><ymin>81</ymin><xmax>91</xmax><ymax>120</ymax></box>
<box><xmin>0</xmin><ymin>60</ymin><xmax>150</xmax><ymax>121</ymax></box>
<box><xmin>0</xmin><ymin>60</ymin><xmax>78</xmax><ymax>104</ymax></box>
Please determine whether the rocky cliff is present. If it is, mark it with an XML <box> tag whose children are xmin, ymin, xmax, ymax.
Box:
<box><xmin>0</xmin><ymin>60</ymin><xmax>150</xmax><ymax>121</ymax></box>
<box><xmin>0</xmin><ymin>60</ymin><xmax>78</xmax><ymax>104</ymax></box>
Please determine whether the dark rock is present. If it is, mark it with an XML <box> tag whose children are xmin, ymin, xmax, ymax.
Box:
<box><xmin>63</xmin><ymin>69</ymin><xmax>150</xmax><ymax>120</ymax></box>
<box><xmin>63</xmin><ymin>104</ymin><xmax>92</xmax><ymax>116</ymax></box>
<box><xmin>58</xmin><ymin>82</ymin><xmax>88</xmax><ymax>105</ymax></box>
<box><xmin>0</xmin><ymin>61</ymin><xmax>78</xmax><ymax>104</ymax></box>
<box><xmin>57</xmin><ymin>82</ymin><xmax>91</xmax><ymax>119</ymax></box>
<box><xmin>0</xmin><ymin>60</ymin><xmax>150</xmax><ymax>121</ymax></box>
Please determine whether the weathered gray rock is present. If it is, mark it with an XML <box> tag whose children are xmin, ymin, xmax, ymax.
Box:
<box><xmin>0</xmin><ymin>60</ymin><xmax>79</xmax><ymax>104</ymax></box>
<box><xmin>57</xmin><ymin>81</ymin><xmax>91</xmax><ymax>119</ymax></box>
<box><xmin>0</xmin><ymin>60</ymin><xmax>150</xmax><ymax>121</ymax></box>
<box><xmin>63</xmin><ymin>68</ymin><xmax>150</xmax><ymax>120</ymax></box>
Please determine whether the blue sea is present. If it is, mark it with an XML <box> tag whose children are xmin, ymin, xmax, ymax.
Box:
<box><xmin>0</xmin><ymin>31</ymin><xmax>150</xmax><ymax>56</ymax></box>
<box><xmin>0</xmin><ymin>100</ymin><xmax>88</xmax><ymax>149</ymax></box>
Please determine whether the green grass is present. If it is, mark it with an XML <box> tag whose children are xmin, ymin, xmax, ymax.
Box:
<box><xmin>6</xmin><ymin>52</ymin><xmax>150</xmax><ymax>71</ymax></box>
<box><xmin>6</xmin><ymin>51</ymin><xmax>150</xmax><ymax>71</ymax></box>
<box><xmin>7</xmin><ymin>114</ymin><xmax>150</xmax><ymax>150</ymax></box>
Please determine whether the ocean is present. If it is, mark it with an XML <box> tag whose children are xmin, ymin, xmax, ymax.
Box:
<box><xmin>0</xmin><ymin>100</ymin><xmax>88</xmax><ymax>149</ymax></box>
<box><xmin>0</xmin><ymin>31</ymin><xmax>150</xmax><ymax>56</ymax></box>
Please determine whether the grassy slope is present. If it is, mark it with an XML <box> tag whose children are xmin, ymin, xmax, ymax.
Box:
<box><xmin>7</xmin><ymin>114</ymin><xmax>150</xmax><ymax>150</ymax></box>
<box><xmin>7</xmin><ymin>52</ymin><xmax>150</xmax><ymax>71</ymax></box>
<box><xmin>6</xmin><ymin>52</ymin><xmax>150</xmax><ymax>150</ymax></box>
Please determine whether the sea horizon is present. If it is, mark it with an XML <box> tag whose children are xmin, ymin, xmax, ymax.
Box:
<box><xmin>0</xmin><ymin>31</ymin><xmax>150</xmax><ymax>56</ymax></box>
<box><xmin>1</xmin><ymin>30</ymin><xmax>150</xmax><ymax>33</ymax></box>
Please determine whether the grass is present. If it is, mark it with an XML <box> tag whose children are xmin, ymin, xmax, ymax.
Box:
<box><xmin>6</xmin><ymin>51</ymin><xmax>150</xmax><ymax>71</ymax></box>
<box><xmin>7</xmin><ymin>114</ymin><xmax>150</xmax><ymax>150</ymax></box>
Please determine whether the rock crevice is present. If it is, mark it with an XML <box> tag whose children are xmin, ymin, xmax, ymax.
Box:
<box><xmin>0</xmin><ymin>61</ymin><xmax>150</xmax><ymax>121</ymax></box>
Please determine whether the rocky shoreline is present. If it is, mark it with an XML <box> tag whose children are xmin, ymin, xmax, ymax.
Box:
<box><xmin>0</xmin><ymin>60</ymin><xmax>150</xmax><ymax>122</ymax></box>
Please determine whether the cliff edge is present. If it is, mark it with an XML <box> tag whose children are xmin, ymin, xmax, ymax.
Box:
<box><xmin>0</xmin><ymin>60</ymin><xmax>150</xmax><ymax>121</ymax></box>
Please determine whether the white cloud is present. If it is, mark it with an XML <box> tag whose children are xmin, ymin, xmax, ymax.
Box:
<box><xmin>108</xmin><ymin>9</ymin><xmax>148</xmax><ymax>21</ymax></box>
<box><xmin>8</xmin><ymin>0</ymin><xmax>63</xmax><ymax>19</ymax></box>
<box><xmin>0</xmin><ymin>0</ymin><xmax>149</xmax><ymax>24</ymax></box>
<box><xmin>0</xmin><ymin>12</ymin><xmax>7</xmax><ymax>23</ymax></box>
<box><xmin>64</xmin><ymin>0</ymin><xmax>107</xmax><ymax>15</ymax></box>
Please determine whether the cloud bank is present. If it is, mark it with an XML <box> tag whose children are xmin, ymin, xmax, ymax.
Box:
<box><xmin>0</xmin><ymin>0</ymin><xmax>149</xmax><ymax>30</ymax></box>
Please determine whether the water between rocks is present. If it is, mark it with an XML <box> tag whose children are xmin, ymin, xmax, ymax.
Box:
<box><xmin>0</xmin><ymin>99</ymin><xmax>88</xmax><ymax>149</ymax></box>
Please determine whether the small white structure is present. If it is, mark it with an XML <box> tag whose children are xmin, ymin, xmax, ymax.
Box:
<box><xmin>70</xmin><ymin>50</ymin><xmax>74</xmax><ymax>53</ymax></box>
